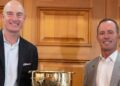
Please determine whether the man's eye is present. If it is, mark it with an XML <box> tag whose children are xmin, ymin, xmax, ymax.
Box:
<box><xmin>99</xmin><ymin>32</ymin><xmax>104</xmax><ymax>35</ymax></box>
<box><xmin>6</xmin><ymin>12</ymin><xmax>24</xmax><ymax>18</ymax></box>
<box><xmin>17</xmin><ymin>13</ymin><xmax>24</xmax><ymax>17</ymax></box>
<box><xmin>108</xmin><ymin>30</ymin><xmax>114</xmax><ymax>34</ymax></box>
<box><xmin>7</xmin><ymin>12</ymin><xmax>13</xmax><ymax>16</ymax></box>
<box><xmin>17</xmin><ymin>13</ymin><xmax>23</xmax><ymax>16</ymax></box>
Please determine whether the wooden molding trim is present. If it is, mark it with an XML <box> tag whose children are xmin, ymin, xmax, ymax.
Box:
<box><xmin>38</xmin><ymin>59</ymin><xmax>89</xmax><ymax>64</ymax></box>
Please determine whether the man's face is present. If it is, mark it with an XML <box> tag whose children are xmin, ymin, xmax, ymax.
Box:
<box><xmin>97</xmin><ymin>21</ymin><xmax>119</xmax><ymax>52</ymax></box>
<box><xmin>2</xmin><ymin>1</ymin><xmax>25</xmax><ymax>33</ymax></box>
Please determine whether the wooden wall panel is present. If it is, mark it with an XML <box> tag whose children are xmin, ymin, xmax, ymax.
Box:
<box><xmin>37</xmin><ymin>8</ymin><xmax>91</xmax><ymax>46</ymax></box>
<box><xmin>0</xmin><ymin>7</ymin><xmax>2</xmax><ymax>28</ymax></box>
<box><xmin>0</xmin><ymin>0</ymin><xmax>8</xmax><ymax>6</ymax></box>
<box><xmin>35</xmin><ymin>0</ymin><xmax>92</xmax><ymax>8</ymax></box>
<box><xmin>106</xmin><ymin>0</ymin><xmax>119</xmax><ymax>19</ymax></box>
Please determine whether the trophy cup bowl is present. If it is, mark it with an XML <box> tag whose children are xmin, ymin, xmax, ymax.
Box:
<box><xmin>31</xmin><ymin>71</ymin><xmax>73</xmax><ymax>86</ymax></box>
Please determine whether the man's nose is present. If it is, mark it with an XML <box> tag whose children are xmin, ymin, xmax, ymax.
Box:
<box><xmin>103</xmin><ymin>33</ymin><xmax>109</xmax><ymax>38</ymax></box>
<box><xmin>12</xmin><ymin>14</ymin><xmax>18</xmax><ymax>20</ymax></box>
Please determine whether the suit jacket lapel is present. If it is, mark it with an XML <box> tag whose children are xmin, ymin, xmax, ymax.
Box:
<box><xmin>88</xmin><ymin>57</ymin><xmax>100</xmax><ymax>86</ymax></box>
<box><xmin>93</xmin><ymin>58</ymin><xmax>100</xmax><ymax>86</ymax></box>
<box><xmin>110</xmin><ymin>53</ymin><xmax>120</xmax><ymax>86</ymax></box>
<box><xmin>0</xmin><ymin>31</ymin><xmax>5</xmax><ymax>73</ymax></box>
<box><xmin>17</xmin><ymin>37</ymin><xmax>26</xmax><ymax>84</ymax></box>
<box><xmin>0</xmin><ymin>30</ymin><xmax>5</xmax><ymax>86</ymax></box>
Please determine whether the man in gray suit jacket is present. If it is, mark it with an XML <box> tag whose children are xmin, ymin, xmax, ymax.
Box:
<box><xmin>84</xmin><ymin>18</ymin><xmax>120</xmax><ymax>86</ymax></box>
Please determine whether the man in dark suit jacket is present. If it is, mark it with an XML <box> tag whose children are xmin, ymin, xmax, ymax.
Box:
<box><xmin>84</xmin><ymin>18</ymin><xmax>120</xmax><ymax>86</ymax></box>
<box><xmin>0</xmin><ymin>0</ymin><xmax>38</xmax><ymax>86</ymax></box>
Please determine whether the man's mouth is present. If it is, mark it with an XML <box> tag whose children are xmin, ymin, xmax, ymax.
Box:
<box><xmin>9</xmin><ymin>22</ymin><xmax>19</xmax><ymax>26</ymax></box>
<box><xmin>103</xmin><ymin>41</ymin><xmax>112</xmax><ymax>45</ymax></box>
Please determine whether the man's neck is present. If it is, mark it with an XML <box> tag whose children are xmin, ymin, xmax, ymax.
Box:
<box><xmin>101</xmin><ymin>50</ymin><xmax>116</xmax><ymax>59</ymax></box>
<box><xmin>3</xmin><ymin>30</ymin><xmax>19</xmax><ymax>45</ymax></box>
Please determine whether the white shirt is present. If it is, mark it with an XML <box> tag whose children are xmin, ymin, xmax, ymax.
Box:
<box><xmin>96</xmin><ymin>50</ymin><xmax>118</xmax><ymax>86</ymax></box>
<box><xmin>4</xmin><ymin>36</ymin><xmax>19</xmax><ymax>86</ymax></box>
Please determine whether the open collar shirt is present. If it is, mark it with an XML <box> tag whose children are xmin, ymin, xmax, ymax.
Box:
<box><xmin>96</xmin><ymin>50</ymin><xmax>118</xmax><ymax>86</ymax></box>
<box><xmin>3</xmin><ymin>33</ymin><xmax>20</xmax><ymax>86</ymax></box>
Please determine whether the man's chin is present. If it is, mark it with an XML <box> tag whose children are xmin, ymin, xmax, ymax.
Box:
<box><xmin>8</xmin><ymin>30</ymin><xmax>20</xmax><ymax>33</ymax></box>
<box><xmin>103</xmin><ymin>48</ymin><xmax>111</xmax><ymax>51</ymax></box>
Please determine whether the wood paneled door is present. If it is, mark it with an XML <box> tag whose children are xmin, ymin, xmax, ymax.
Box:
<box><xmin>0</xmin><ymin>0</ymin><xmax>120</xmax><ymax>86</ymax></box>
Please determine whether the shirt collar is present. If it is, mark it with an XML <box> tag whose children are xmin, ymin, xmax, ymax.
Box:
<box><xmin>99</xmin><ymin>50</ymin><xmax>118</xmax><ymax>63</ymax></box>
<box><xmin>3</xmin><ymin>31</ymin><xmax>20</xmax><ymax>46</ymax></box>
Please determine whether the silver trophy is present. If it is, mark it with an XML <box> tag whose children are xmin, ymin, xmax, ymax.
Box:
<box><xmin>31</xmin><ymin>71</ymin><xmax>73</xmax><ymax>86</ymax></box>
